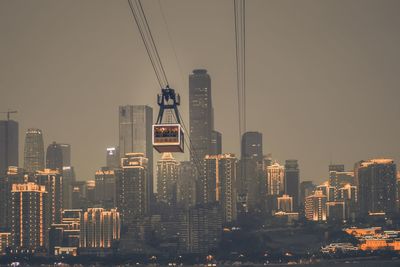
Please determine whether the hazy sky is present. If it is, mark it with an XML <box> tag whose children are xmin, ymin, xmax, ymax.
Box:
<box><xmin>1</xmin><ymin>0</ymin><xmax>399</xmax><ymax>184</ymax></box>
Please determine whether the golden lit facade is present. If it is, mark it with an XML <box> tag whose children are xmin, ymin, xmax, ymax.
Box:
<box><xmin>266</xmin><ymin>162</ymin><xmax>285</xmax><ymax>196</ymax></box>
<box><xmin>11</xmin><ymin>182</ymin><xmax>47</xmax><ymax>252</ymax></box>
<box><xmin>0</xmin><ymin>232</ymin><xmax>11</xmax><ymax>254</ymax></box>
<box><xmin>277</xmin><ymin>194</ymin><xmax>293</xmax><ymax>212</ymax></box>
<box><xmin>305</xmin><ymin>189</ymin><xmax>327</xmax><ymax>221</ymax></box>
<box><xmin>156</xmin><ymin>153</ymin><xmax>179</xmax><ymax>206</ymax></box>
<box><xmin>80</xmin><ymin>208</ymin><xmax>120</xmax><ymax>248</ymax></box>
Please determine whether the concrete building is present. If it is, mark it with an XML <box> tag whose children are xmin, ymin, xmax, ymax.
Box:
<box><xmin>0</xmin><ymin>119</ymin><xmax>18</xmax><ymax>176</ymax></box>
<box><xmin>23</xmin><ymin>128</ymin><xmax>44</xmax><ymax>173</ymax></box>
<box><xmin>305</xmin><ymin>190</ymin><xmax>327</xmax><ymax>222</ymax></box>
<box><xmin>156</xmin><ymin>153</ymin><xmax>179</xmax><ymax>207</ymax></box>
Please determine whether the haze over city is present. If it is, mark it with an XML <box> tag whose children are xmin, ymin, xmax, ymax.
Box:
<box><xmin>1</xmin><ymin>0</ymin><xmax>399</xmax><ymax>183</ymax></box>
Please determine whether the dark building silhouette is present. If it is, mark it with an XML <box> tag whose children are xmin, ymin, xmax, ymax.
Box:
<box><xmin>329</xmin><ymin>164</ymin><xmax>345</xmax><ymax>172</ymax></box>
<box><xmin>60</xmin><ymin>144</ymin><xmax>71</xmax><ymax>167</ymax></box>
<box><xmin>355</xmin><ymin>159</ymin><xmax>397</xmax><ymax>216</ymax></box>
<box><xmin>106</xmin><ymin>146</ymin><xmax>120</xmax><ymax>169</ymax></box>
<box><xmin>177</xmin><ymin>161</ymin><xmax>196</xmax><ymax>209</ymax></box>
<box><xmin>23</xmin><ymin>128</ymin><xmax>45</xmax><ymax>173</ymax></box>
<box><xmin>46</xmin><ymin>142</ymin><xmax>63</xmax><ymax>171</ymax></box>
<box><xmin>94</xmin><ymin>167</ymin><xmax>116</xmax><ymax>208</ymax></box>
<box><xmin>300</xmin><ymin>181</ymin><xmax>316</xmax><ymax>209</ymax></box>
<box><xmin>0</xmin><ymin>120</ymin><xmax>18</xmax><ymax>176</ymax></box>
<box><xmin>285</xmin><ymin>160</ymin><xmax>300</xmax><ymax>211</ymax></box>
<box><xmin>189</xmin><ymin>69</ymin><xmax>213</xmax><ymax>163</ymax></box>
<box><xmin>241</xmin><ymin>131</ymin><xmax>263</xmax><ymax>161</ymax></box>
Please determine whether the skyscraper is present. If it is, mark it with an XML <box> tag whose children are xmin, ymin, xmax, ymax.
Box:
<box><xmin>156</xmin><ymin>153</ymin><xmax>179</xmax><ymax>207</ymax></box>
<box><xmin>177</xmin><ymin>161</ymin><xmax>196</xmax><ymax>209</ymax></box>
<box><xmin>300</xmin><ymin>181</ymin><xmax>315</xmax><ymax>208</ymax></box>
<box><xmin>95</xmin><ymin>167</ymin><xmax>116</xmax><ymax>208</ymax></box>
<box><xmin>106</xmin><ymin>147</ymin><xmax>120</xmax><ymax>169</ymax></box>
<box><xmin>59</xmin><ymin>144</ymin><xmax>71</xmax><ymax>167</ymax></box>
<box><xmin>329</xmin><ymin>170</ymin><xmax>354</xmax><ymax>200</ymax></box>
<box><xmin>119</xmin><ymin>105</ymin><xmax>153</xmax><ymax>197</ymax></box>
<box><xmin>241</xmin><ymin>131</ymin><xmax>263</xmax><ymax>161</ymax></box>
<box><xmin>355</xmin><ymin>159</ymin><xmax>397</xmax><ymax>216</ymax></box>
<box><xmin>46</xmin><ymin>142</ymin><xmax>63</xmax><ymax>171</ymax></box>
<box><xmin>266</xmin><ymin>162</ymin><xmax>285</xmax><ymax>196</ymax></box>
<box><xmin>305</xmin><ymin>189</ymin><xmax>327</xmax><ymax>222</ymax></box>
<box><xmin>0</xmin><ymin>119</ymin><xmax>18</xmax><ymax>176</ymax></box>
<box><xmin>116</xmin><ymin>153</ymin><xmax>149</xmax><ymax>226</ymax></box>
<box><xmin>11</xmin><ymin>182</ymin><xmax>47</xmax><ymax>252</ymax></box>
<box><xmin>80</xmin><ymin>208</ymin><xmax>120</xmax><ymax>248</ymax></box>
<box><xmin>23</xmin><ymin>128</ymin><xmax>45</xmax><ymax>173</ymax></box>
<box><xmin>203</xmin><ymin>154</ymin><xmax>237</xmax><ymax>223</ymax></box>
<box><xmin>284</xmin><ymin>160</ymin><xmax>300</xmax><ymax>211</ymax></box>
<box><xmin>277</xmin><ymin>194</ymin><xmax>293</xmax><ymax>212</ymax></box>
<box><xmin>210</xmin><ymin>130</ymin><xmax>222</xmax><ymax>155</ymax></box>
<box><xmin>189</xmin><ymin>69</ymin><xmax>213</xmax><ymax>163</ymax></box>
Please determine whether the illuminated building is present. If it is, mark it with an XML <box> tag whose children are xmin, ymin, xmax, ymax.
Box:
<box><xmin>266</xmin><ymin>162</ymin><xmax>285</xmax><ymax>196</ymax></box>
<box><xmin>300</xmin><ymin>181</ymin><xmax>315</xmax><ymax>207</ymax></box>
<box><xmin>35</xmin><ymin>169</ymin><xmax>63</xmax><ymax>226</ymax></box>
<box><xmin>86</xmin><ymin>180</ymin><xmax>96</xmax><ymax>206</ymax></box>
<box><xmin>62</xmin><ymin>166</ymin><xmax>76</xmax><ymax>209</ymax></box>
<box><xmin>210</xmin><ymin>130</ymin><xmax>222</xmax><ymax>155</ymax></box>
<box><xmin>273</xmin><ymin>211</ymin><xmax>299</xmax><ymax>225</ymax></box>
<box><xmin>329</xmin><ymin>170</ymin><xmax>354</xmax><ymax>200</ymax></box>
<box><xmin>305</xmin><ymin>190</ymin><xmax>327</xmax><ymax>221</ymax></box>
<box><xmin>49</xmin><ymin>209</ymin><xmax>81</xmax><ymax>255</ymax></box>
<box><xmin>156</xmin><ymin>153</ymin><xmax>179</xmax><ymax>206</ymax></box>
<box><xmin>316</xmin><ymin>182</ymin><xmax>335</xmax><ymax>202</ymax></box>
<box><xmin>0</xmin><ymin>119</ymin><xmax>18</xmax><ymax>176</ymax></box>
<box><xmin>80</xmin><ymin>208</ymin><xmax>120</xmax><ymax>248</ymax></box>
<box><xmin>189</xmin><ymin>69</ymin><xmax>214</xmax><ymax>163</ymax></box>
<box><xmin>177</xmin><ymin>161</ymin><xmax>196</xmax><ymax>209</ymax></box>
<box><xmin>23</xmin><ymin>128</ymin><xmax>44</xmax><ymax>173</ymax></box>
<box><xmin>11</xmin><ymin>183</ymin><xmax>47</xmax><ymax>252</ymax></box>
<box><xmin>203</xmin><ymin>154</ymin><xmax>237</xmax><ymax>223</ymax></box>
<box><xmin>277</xmin><ymin>194</ymin><xmax>293</xmax><ymax>212</ymax></box>
<box><xmin>339</xmin><ymin>184</ymin><xmax>357</xmax><ymax>220</ymax></box>
<box><xmin>284</xmin><ymin>160</ymin><xmax>299</xmax><ymax>210</ymax></box>
<box><xmin>118</xmin><ymin>105</ymin><xmax>153</xmax><ymax>201</ymax></box>
<box><xmin>355</xmin><ymin>158</ymin><xmax>397</xmax><ymax>216</ymax></box>
<box><xmin>0</xmin><ymin>232</ymin><xmax>11</xmax><ymax>254</ymax></box>
<box><xmin>116</xmin><ymin>153</ymin><xmax>149</xmax><ymax>226</ymax></box>
<box><xmin>46</xmin><ymin>142</ymin><xmax>63</xmax><ymax>171</ymax></box>
<box><xmin>326</xmin><ymin>201</ymin><xmax>346</xmax><ymax>222</ymax></box>
<box><xmin>94</xmin><ymin>167</ymin><xmax>116</xmax><ymax>208</ymax></box>
<box><xmin>0</xmin><ymin>166</ymin><xmax>25</xmax><ymax>230</ymax></box>
<box><xmin>106</xmin><ymin>147</ymin><xmax>119</xmax><ymax>169</ymax></box>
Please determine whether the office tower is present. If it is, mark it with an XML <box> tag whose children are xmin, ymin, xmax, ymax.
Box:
<box><xmin>23</xmin><ymin>128</ymin><xmax>45</xmax><ymax>173</ymax></box>
<box><xmin>266</xmin><ymin>162</ymin><xmax>285</xmax><ymax>196</ymax></box>
<box><xmin>326</xmin><ymin>201</ymin><xmax>346</xmax><ymax>222</ymax></box>
<box><xmin>316</xmin><ymin>182</ymin><xmax>335</xmax><ymax>202</ymax></box>
<box><xmin>0</xmin><ymin>119</ymin><xmax>18</xmax><ymax>176</ymax></box>
<box><xmin>277</xmin><ymin>194</ymin><xmax>293</xmax><ymax>212</ymax></box>
<box><xmin>156</xmin><ymin>153</ymin><xmax>179</xmax><ymax>206</ymax></box>
<box><xmin>119</xmin><ymin>105</ymin><xmax>153</xmax><ymax>200</ymax></box>
<box><xmin>285</xmin><ymin>160</ymin><xmax>300</xmax><ymax>211</ymax></box>
<box><xmin>94</xmin><ymin>167</ymin><xmax>116</xmax><ymax>208</ymax></box>
<box><xmin>241</xmin><ymin>131</ymin><xmax>263</xmax><ymax>161</ymax></box>
<box><xmin>62</xmin><ymin>166</ymin><xmax>76</xmax><ymax>209</ymax></box>
<box><xmin>11</xmin><ymin>183</ymin><xmax>47</xmax><ymax>252</ymax></box>
<box><xmin>329</xmin><ymin>164</ymin><xmax>345</xmax><ymax>172</ymax></box>
<box><xmin>46</xmin><ymin>142</ymin><xmax>63</xmax><ymax>171</ymax></box>
<box><xmin>106</xmin><ymin>147</ymin><xmax>120</xmax><ymax>169</ymax></box>
<box><xmin>0</xmin><ymin>167</ymin><xmax>25</xmax><ymax>230</ymax></box>
<box><xmin>338</xmin><ymin>184</ymin><xmax>357</xmax><ymax>220</ymax></box>
<box><xmin>355</xmin><ymin>159</ymin><xmax>397</xmax><ymax>216</ymax></box>
<box><xmin>305</xmin><ymin>190</ymin><xmax>327</xmax><ymax>222</ymax></box>
<box><xmin>86</xmin><ymin>180</ymin><xmax>96</xmax><ymax>206</ymax></box>
<box><xmin>35</xmin><ymin>169</ymin><xmax>63</xmax><ymax>227</ymax></box>
<box><xmin>300</xmin><ymin>181</ymin><xmax>316</xmax><ymax>207</ymax></box>
<box><xmin>189</xmin><ymin>69</ymin><xmax>213</xmax><ymax>163</ymax></box>
<box><xmin>49</xmin><ymin>209</ymin><xmax>81</xmax><ymax>255</ymax></box>
<box><xmin>116</xmin><ymin>153</ymin><xmax>149</xmax><ymax>226</ymax></box>
<box><xmin>177</xmin><ymin>161</ymin><xmax>196</xmax><ymax>209</ymax></box>
<box><xmin>329</xmin><ymin>170</ymin><xmax>354</xmax><ymax>200</ymax></box>
<box><xmin>59</xmin><ymin>144</ymin><xmax>71</xmax><ymax>167</ymax></box>
<box><xmin>210</xmin><ymin>130</ymin><xmax>222</xmax><ymax>155</ymax></box>
<box><xmin>203</xmin><ymin>154</ymin><xmax>237</xmax><ymax>223</ymax></box>
<box><xmin>0</xmin><ymin>232</ymin><xmax>11</xmax><ymax>254</ymax></box>
<box><xmin>80</xmin><ymin>208</ymin><xmax>120</xmax><ymax>248</ymax></box>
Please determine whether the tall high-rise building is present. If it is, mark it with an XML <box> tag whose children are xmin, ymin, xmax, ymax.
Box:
<box><xmin>329</xmin><ymin>171</ymin><xmax>354</xmax><ymax>200</ymax></box>
<box><xmin>177</xmin><ymin>161</ymin><xmax>196</xmax><ymax>209</ymax></box>
<box><xmin>266</xmin><ymin>162</ymin><xmax>285</xmax><ymax>196</ymax></box>
<box><xmin>23</xmin><ymin>128</ymin><xmax>44</xmax><ymax>173</ymax></box>
<box><xmin>116</xmin><ymin>153</ymin><xmax>149</xmax><ymax>226</ymax></box>
<box><xmin>59</xmin><ymin>144</ymin><xmax>71</xmax><ymax>167</ymax></box>
<box><xmin>80</xmin><ymin>208</ymin><xmax>120</xmax><ymax>248</ymax></box>
<box><xmin>189</xmin><ymin>69</ymin><xmax>213</xmax><ymax>163</ymax></box>
<box><xmin>316</xmin><ymin>182</ymin><xmax>335</xmax><ymax>202</ymax></box>
<box><xmin>11</xmin><ymin>183</ymin><xmax>47</xmax><ymax>252</ymax></box>
<box><xmin>0</xmin><ymin>167</ymin><xmax>25</xmax><ymax>230</ymax></box>
<box><xmin>355</xmin><ymin>159</ymin><xmax>397</xmax><ymax>216</ymax></box>
<box><xmin>210</xmin><ymin>130</ymin><xmax>222</xmax><ymax>155</ymax></box>
<box><xmin>277</xmin><ymin>194</ymin><xmax>293</xmax><ymax>212</ymax></box>
<box><xmin>119</xmin><ymin>105</ymin><xmax>153</xmax><ymax>198</ymax></box>
<box><xmin>62</xmin><ymin>166</ymin><xmax>76</xmax><ymax>209</ymax></box>
<box><xmin>156</xmin><ymin>153</ymin><xmax>179</xmax><ymax>206</ymax></box>
<box><xmin>46</xmin><ymin>142</ymin><xmax>63</xmax><ymax>171</ymax></box>
<box><xmin>329</xmin><ymin>164</ymin><xmax>345</xmax><ymax>172</ymax></box>
<box><xmin>0</xmin><ymin>119</ymin><xmax>18</xmax><ymax>176</ymax></box>
<box><xmin>300</xmin><ymin>181</ymin><xmax>316</xmax><ymax>207</ymax></box>
<box><xmin>106</xmin><ymin>147</ymin><xmax>120</xmax><ymax>169</ymax></box>
<box><xmin>284</xmin><ymin>160</ymin><xmax>300</xmax><ymax>211</ymax></box>
<box><xmin>95</xmin><ymin>167</ymin><xmax>116</xmax><ymax>208</ymax></box>
<box><xmin>203</xmin><ymin>154</ymin><xmax>237</xmax><ymax>223</ymax></box>
<box><xmin>305</xmin><ymin>190</ymin><xmax>327</xmax><ymax>222</ymax></box>
<box><xmin>35</xmin><ymin>169</ymin><xmax>63</xmax><ymax>228</ymax></box>
<box><xmin>241</xmin><ymin>131</ymin><xmax>263</xmax><ymax>161</ymax></box>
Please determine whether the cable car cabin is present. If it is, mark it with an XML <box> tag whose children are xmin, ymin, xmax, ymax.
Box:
<box><xmin>152</xmin><ymin>124</ymin><xmax>184</xmax><ymax>153</ymax></box>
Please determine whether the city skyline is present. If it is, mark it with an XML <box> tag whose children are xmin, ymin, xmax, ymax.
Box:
<box><xmin>1</xmin><ymin>0</ymin><xmax>400</xmax><ymax>184</ymax></box>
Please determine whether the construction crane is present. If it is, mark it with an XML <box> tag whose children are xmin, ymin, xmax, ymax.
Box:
<box><xmin>0</xmin><ymin>110</ymin><xmax>18</xmax><ymax>121</ymax></box>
